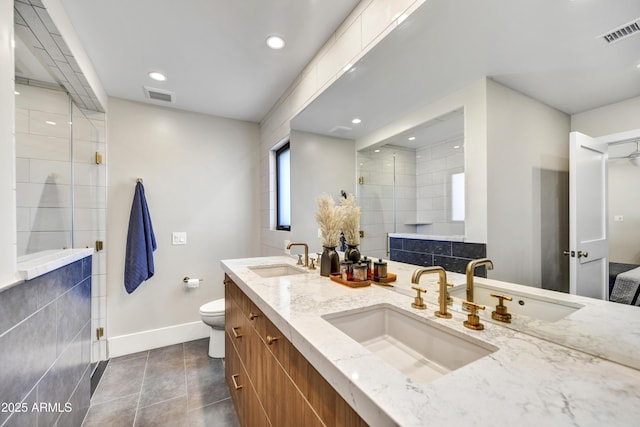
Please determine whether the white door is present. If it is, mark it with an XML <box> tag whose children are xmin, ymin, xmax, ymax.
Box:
<box><xmin>569</xmin><ymin>132</ymin><xmax>608</xmax><ymax>299</ymax></box>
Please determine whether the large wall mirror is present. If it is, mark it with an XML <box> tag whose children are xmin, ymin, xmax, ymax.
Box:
<box><xmin>291</xmin><ymin>0</ymin><xmax>640</xmax><ymax>292</ymax></box>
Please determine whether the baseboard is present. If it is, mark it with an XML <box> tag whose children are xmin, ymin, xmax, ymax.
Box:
<box><xmin>107</xmin><ymin>321</ymin><xmax>210</xmax><ymax>358</ymax></box>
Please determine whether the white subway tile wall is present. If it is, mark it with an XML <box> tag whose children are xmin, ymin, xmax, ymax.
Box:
<box><xmin>416</xmin><ymin>136</ymin><xmax>465</xmax><ymax>235</ymax></box>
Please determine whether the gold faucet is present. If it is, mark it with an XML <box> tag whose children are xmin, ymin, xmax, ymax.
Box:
<box><xmin>287</xmin><ymin>242</ymin><xmax>309</xmax><ymax>267</ymax></box>
<box><xmin>411</xmin><ymin>266</ymin><xmax>452</xmax><ymax>319</ymax></box>
<box><xmin>465</xmin><ymin>258</ymin><xmax>493</xmax><ymax>303</ymax></box>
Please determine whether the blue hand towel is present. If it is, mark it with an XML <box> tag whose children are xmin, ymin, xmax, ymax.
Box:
<box><xmin>124</xmin><ymin>182</ymin><xmax>157</xmax><ymax>294</ymax></box>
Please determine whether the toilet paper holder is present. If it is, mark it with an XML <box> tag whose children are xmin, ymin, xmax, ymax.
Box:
<box><xmin>183</xmin><ymin>277</ymin><xmax>203</xmax><ymax>288</ymax></box>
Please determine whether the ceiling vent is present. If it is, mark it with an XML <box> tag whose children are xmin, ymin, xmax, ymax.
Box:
<box><xmin>600</xmin><ymin>18</ymin><xmax>640</xmax><ymax>44</ymax></box>
<box><xmin>143</xmin><ymin>86</ymin><xmax>175</xmax><ymax>103</ymax></box>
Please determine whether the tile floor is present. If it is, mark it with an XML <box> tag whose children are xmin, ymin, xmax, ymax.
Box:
<box><xmin>82</xmin><ymin>339</ymin><xmax>240</xmax><ymax>427</ymax></box>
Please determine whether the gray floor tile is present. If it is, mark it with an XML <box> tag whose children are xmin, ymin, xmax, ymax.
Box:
<box><xmin>139</xmin><ymin>369</ymin><xmax>187</xmax><ymax>409</ymax></box>
<box><xmin>186</xmin><ymin>358</ymin><xmax>229</xmax><ymax>410</ymax></box>
<box><xmin>84</xmin><ymin>339</ymin><xmax>239</xmax><ymax>427</ymax></box>
<box><xmin>145</xmin><ymin>344</ymin><xmax>185</xmax><ymax>378</ymax></box>
<box><xmin>187</xmin><ymin>398</ymin><xmax>240</xmax><ymax>427</ymax></box>
<box><xmin>110</xmin><ymin>351</ymin><xmax>149</xmax><ymax>364</ymax></box>
<box><xmin>184</xmin><ymin>339</ymin><xmax>209</xmax><ymax>362</ymax></box>
<box><xmin>82</xmin><ymin>394</ymin><xmax>138</xmax><ymax>427</ymax></box>
<box><xmin>134</xmin><ymin>395</ymin><xmax>188</xmax><ymax>427</ymax></box>
<box><xmin>91</xmin><ymin>355</ymin><xmax>147</xmax><ymax>405</ymax></box>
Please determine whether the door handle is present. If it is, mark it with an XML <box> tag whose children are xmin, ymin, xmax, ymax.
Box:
<box><xmin>577</xmin><ymin>251</ymin><xmax>588</xmax><ymax>258</ymax></box>
<box><xmin>563</xmin><ymin>250</ymin><xmax>575</xmax><ymax>257</ymax></box>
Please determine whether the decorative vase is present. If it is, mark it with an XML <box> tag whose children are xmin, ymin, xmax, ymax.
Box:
<box><xmin>320</xmin><ymin>246</ymin><xmax>340</xmax><ymax>277</ymax></box>
<box><xmin>345</xmin><ymin>244</ymin><xmax>361</xmax><ymax>263</ymax></box>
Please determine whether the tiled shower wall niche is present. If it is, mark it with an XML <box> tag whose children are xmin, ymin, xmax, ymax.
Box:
<box><xmin>0</xmin><ymin>256</ymin><xmax>92</xmax><ymax>427</ymax></box>
<box><xmin>390</xmin><ymin>237</ymin><xmax>487</xmax><ymax>276</ymax></box>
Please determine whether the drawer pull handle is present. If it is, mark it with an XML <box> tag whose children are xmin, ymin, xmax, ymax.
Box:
<box><xmin>231</xmin><ymin>374</ymin><xmax>243</xmax><ymax>390</ymax></box>
<box><xmin>266</xmin><ymin>335</ymin><xmax>279</xmax><ymax>345</ymax></box>
<box><xmin>232</xmin><ymin>327</ymin><xmax>242</xmax><ymax>339</ymax></box>
<box><xmin>249</xmin><ymin>312</ymin><xmax>261</xmax><ymax>320</ymax></box>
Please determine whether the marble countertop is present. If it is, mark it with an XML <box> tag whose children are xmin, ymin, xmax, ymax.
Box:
<box><xmin>221</xmin><ymin>256</ymin><xmax>640</xmax><ymax>427</ymax></box>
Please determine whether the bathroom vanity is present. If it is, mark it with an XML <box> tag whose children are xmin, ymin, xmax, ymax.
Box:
<box><xmin>221</xmin><ymin>256</ymin><xmax>640</xmax><ymax>426</ymax></box>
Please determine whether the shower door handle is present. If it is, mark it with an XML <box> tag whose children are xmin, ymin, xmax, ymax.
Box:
<box><xmin>563</xmin><ymin>250</ymin><xmax>575</xmax><ymax>257</ymax></box>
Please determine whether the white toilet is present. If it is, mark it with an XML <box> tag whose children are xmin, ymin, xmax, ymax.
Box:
<box><xmin>199</xmin><ymin>298</ymin><xmax>225</xmax><ymax>358</ymax></box>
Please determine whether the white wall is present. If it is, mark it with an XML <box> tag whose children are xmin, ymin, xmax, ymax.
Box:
<box><xmin>571</xmin><ymin>96</ymin><xmax>640</xmax><ymax>137</ymax></box>
<box><xmin>260</xmin><ymin>0</ymin><xmax>428</xmax><ymax>255</ymax></box>
<box><xmin>608</xmin><ymin>162</ymin><xmax>640</xmax><ymax>264</ymax></box>
<box><xmin>571</xmin><ymin>96</ymin><xmax>640</xmax><ymax>264</ymax></box>
<box><xmin>289</xmin><ymin>130</ymin><xmax>356</xmax><ymax>254</ymax></box>
<box><xmin>0</xmin><ymin>0</ymin><xmax>18</xmax><ymax>287</ymax></box>
<box><xmin>486</xmin><ymin>80</ymin><xmax>571</xmax><ymax>288</ymax></box>
<box><xmin>106</xmin><ymin>98</ymin><xmax>260</xmax><ymax>355</ymax></box>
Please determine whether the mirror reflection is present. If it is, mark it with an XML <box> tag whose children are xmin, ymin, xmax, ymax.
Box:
<box><xmin>290</xmin><ymin>0</ymin><xmax>640</xmax><ymax>368</ymax></box>
<box><xmin>357</xmin><ymin>110</ymin><xmax>464</xmax><ymax>259</ymax></box>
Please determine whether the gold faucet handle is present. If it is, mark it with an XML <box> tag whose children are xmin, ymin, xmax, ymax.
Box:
<box><xmin>309</xmin><ymin>258</ymin><xmax>316</xmax><ymax>270</ymax></box>
<box><xmin>462</xmin><ymin>300</ymin><xmax>485</xmax><ymax>330</ymax></box>
<box><xmin>490</xmin><ymin>293</ymin><xmax>512</xmax><ymax>306</ymax></box>
<box><xmin>296</xmin><ymin>254</ymin><xmax>303</xmax><ymax>265</ymax></box>
<box><xmin>411</xmin><ymin>286</ymin><xmax>427</xmax><ymax>310</ymax></box>
<box><xmin>490</xmin><ymin>293</ymin><xmax>513</xmax><ymax>323</ymax></box>
<box><xmin>462</xmin><ymin>300</ymin><xmax>485</xmax><ymax>315</ymax></box>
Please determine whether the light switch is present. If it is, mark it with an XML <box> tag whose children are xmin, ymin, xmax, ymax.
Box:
<box><xmin>172</xmin><ymin>232</ymin><xmax>187</xmax><ymax>245</ymax></box>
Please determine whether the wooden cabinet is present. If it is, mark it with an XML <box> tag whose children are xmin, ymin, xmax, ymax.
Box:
<box><xmin>224</xmin><ymin>274</ymin><xmax>368</xmax><ymax>427</ymax></box>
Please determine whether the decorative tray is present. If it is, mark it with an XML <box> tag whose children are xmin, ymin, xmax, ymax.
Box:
<box><xmin>329</xmin><ymin>272</ymin><xmax>398</xmax><ymax>288</ymax></box>
<box><xmin>329</xmin><ymin>274</ymin><xmax>371</xmax><ymax>288</ymax></box>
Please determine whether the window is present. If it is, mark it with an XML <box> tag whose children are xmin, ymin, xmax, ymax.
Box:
<box><xmin>275</xmin><ymin>142</ymin><xmax>291</xmax><ymax>231</ymax></box>
<box><xmin>451</xmin><ymin>172</ymin><xmax>465</xmax><ymax>221</ymax></box>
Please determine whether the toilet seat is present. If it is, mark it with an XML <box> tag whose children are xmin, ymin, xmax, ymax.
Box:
<box><xmin>199</xmin><ymin>299</ymin><xmax>225</xmax><ymax>315</ymax></box>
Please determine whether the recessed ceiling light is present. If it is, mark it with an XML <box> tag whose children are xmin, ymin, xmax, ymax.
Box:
<box><xmin>453</xmin><ymin>145</ymin><xmax>461</xmax><ymax>149</ymax></box>
<box><xmin>14</xmin><ymin>91</ymin><xmax>20</xmax><ymax>95</ymax></box>
<box><xmin>352</xmin><ymin>118</ymin><xmax>362</xmax><ymax>124</ymax></box>
<box><xmin>408</xmin><ymin>136</ymin><xmax>416</xmax><ymax>141</ymax></box>
<box><xmin>636</xmin><ymin>63</ymin><xmax>640</xmax><ymax>69</ymax></box>
<box><xmin>374</xmin><ymin>149</ymin><xmax>381</xmax><ymax>153</ymax></box>
<box><xmin>45</xmin><ymin>121</ymin><xmax>56</xmax><ymax>125</ymax></box>
<box><xmin>266</xmin><ymin>35</ymin><xmax>285</xmax><ymax>50</ymax></box>
<box><xmin>148</xmin><ymin>71</ymin><xmax>166</xmax><ymax>81</ymax></box>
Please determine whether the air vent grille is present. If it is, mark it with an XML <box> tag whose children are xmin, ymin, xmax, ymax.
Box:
<box><xmin>601</xmin><ymin>19</ymin><xmax>640</xmax><ymax>44</ymax></box>
<box><xmin>143</xmin><ymin>86</ymin><xmax>175</xmax><ymax>103</ymax></box>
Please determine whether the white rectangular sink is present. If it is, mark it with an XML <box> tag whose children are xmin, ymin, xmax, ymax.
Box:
<box><xmin>449</xmin><ymin>284</ymin><xmax>584</xmax><ymax>322</ymax></box>
<box><xmin>323</xmin><ymin>304</ymin><xmax>497</xmax><ymax>384</ymax></box>
<box><xmin>248</xmin><ymin>264</ymin><xmax>307</xmax><ymax>278</ymax></box>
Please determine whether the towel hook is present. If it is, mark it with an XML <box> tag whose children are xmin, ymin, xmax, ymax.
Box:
<box><xmin>136</xmin><ymin>178</ymin><xmax>143</xmax><ymax>183</ymax></box>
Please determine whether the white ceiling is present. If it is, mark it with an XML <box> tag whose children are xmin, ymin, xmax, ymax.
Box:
<box><xmin>291</xmin><ymin>0</ymin><xmax>640</xmax><ymax>141</ymax></box>
<box><xmin>55</xmin><ymin>0</ymin><xmax>360</xmax><ymax>122</ymax></box>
